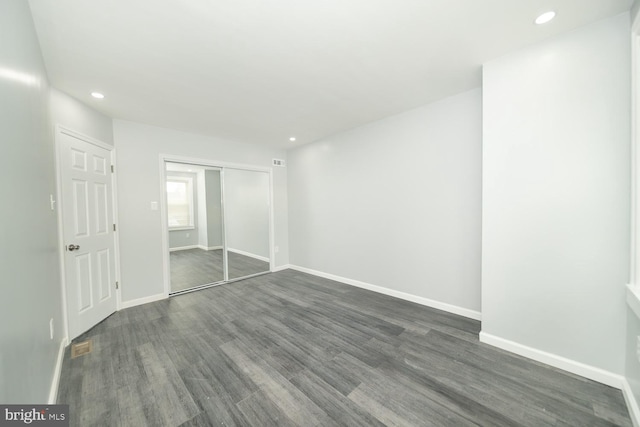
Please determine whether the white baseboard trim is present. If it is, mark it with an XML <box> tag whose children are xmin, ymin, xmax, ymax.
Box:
<box><xmin>288</xmin><ymin>264</ymin><xmax>481</xmax><ymax>321</ymax></box>
<box><xmin>48</xmin><ymin>337</ymin><xmax>68</xmax><ymax>404</ymax></box>
<box><xmin>228</xmin><ymin>248</ymin><xmax>269</xmax><ymax>263</ymax></box>
<box><xmin>272</xmin><ymin>264</ymin><xmax>292</xmax><ymax>272</ymax></box>
<box><xmin>169</xmin><ymin>245</ymin><xmax>198</xmax><ymax>252</ymax></box>
<box><xmin>479</xmin><ymin>332</ymin><xmax>624</xmax><ymax>389</ymax></box>
<box><xmin>120</xmin><ymin>292</ymin><xmax>166</xmax><ymax>309</ymax></box>
<box><xmin>170</xmin><ymin>245</ymin><xmax>222</xmax><ymax>252</ymax></box>
<box><xmin>199</xmin><ymin>245</ymin><xmax>222</xmax><ymax>251</ymax></box>
<box><xmin>622</xmin><ymin>379</ymin><xmax>640</xmax><ymax>427</ymax></box>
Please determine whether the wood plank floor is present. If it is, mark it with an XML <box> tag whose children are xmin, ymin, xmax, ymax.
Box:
<box><xmin>170</xmin><ymin>249</ymin><xmax>269</xmax><ymax>292</ymax></box>
<box><xmin>57</xmin><ymin>270</ymin><xmax>632</xmax><ymax>426</ymax></box>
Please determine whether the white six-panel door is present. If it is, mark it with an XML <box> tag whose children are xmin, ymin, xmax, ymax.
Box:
<box><xmin>59</xmin><ymin>129</ymin><xmax>117</xmax><ymax>339</ymax></box>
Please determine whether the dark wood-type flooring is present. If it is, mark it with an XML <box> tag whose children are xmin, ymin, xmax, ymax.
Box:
<box><xmin>57</xmin><ymin>270</ymin><xmax>632</xmax><ymax>426</ymax></box>
<box><xmin>170</xmin><ymin>248</ymin><xmax>269</xmax><ymax>292</ymax></box>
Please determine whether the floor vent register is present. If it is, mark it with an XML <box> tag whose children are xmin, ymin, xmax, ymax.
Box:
<box><xmin>71</xmin><ymin>340</ymin><xmax>92</xmax><ymax>358</ymax></box>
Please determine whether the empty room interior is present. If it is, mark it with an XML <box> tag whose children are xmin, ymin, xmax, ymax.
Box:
<box><xmin>4</xmin><ymin>0</ymin><xmax>640</xmax><ymax>425</ymax></box>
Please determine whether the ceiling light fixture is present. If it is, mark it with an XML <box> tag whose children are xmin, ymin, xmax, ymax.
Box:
<box><xmin>535</xmin><ymin>11</ymin><xmax>556</xmax><ymax>25</ymax></box>
<box><xmin>289</xmin><ymin>137</ymin><xmax>296</xmax><ymax>142</ymax></box>
<box><xmin>91</xmin><ymin>92</ymin><xmax>105</xmax><ymax>99</ymax></box>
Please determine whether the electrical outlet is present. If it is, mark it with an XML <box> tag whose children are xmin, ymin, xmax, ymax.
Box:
<box><xmin>275</xmin><ymin>246</ymin><xmax>279</xmax><ymax>253</ymax></box>
<box><xmin>49</xmin><ymin>319</ymin><xmax>54</xmax><ymax>340</ymax></box>
<box><xmin>186</xmin><ymin>233</ymin><xmax>190</xmax><ymax>238</ymax></box>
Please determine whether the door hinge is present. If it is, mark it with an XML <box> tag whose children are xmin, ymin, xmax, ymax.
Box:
<box><xmin>115</xmin><ymin>281</ymin><xmax>119</xmax><ymax>290</ymax></box>
<box><xmin>113</xmin><ymin>224</ymin><xmax>116</xmax><ymax>232</ymax></box>
<box><xmin>111</xmin><ymin>165</ymin><xmax>114</xmax><ymax>173</ymax></box>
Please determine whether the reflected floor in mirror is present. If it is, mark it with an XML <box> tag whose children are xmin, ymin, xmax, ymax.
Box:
<box><xmin>227</xmin><ymin>250</ymin><xmax>270</xmax><ymax>281</ymax></box>
<box><xmin>170</xmin><ymin>248</ymin><xmax>269</xmax><ymax>292</ymax></box>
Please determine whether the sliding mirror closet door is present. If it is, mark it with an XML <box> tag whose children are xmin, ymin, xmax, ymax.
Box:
<box><xmin>223</xmin><ymin>168</ymin><xmax>271</xmax><ymax>280</ymax></box>
<box><xmin>166</xmin><ymin>162</ymin><xmax>225</xmax><ymax>293</ymax></box>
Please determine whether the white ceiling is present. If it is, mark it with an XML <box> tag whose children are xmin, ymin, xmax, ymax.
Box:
<box><xmin>28</xmin><ymin>0</ymin><xmax>631</xmax><ymax>149</ymax></box>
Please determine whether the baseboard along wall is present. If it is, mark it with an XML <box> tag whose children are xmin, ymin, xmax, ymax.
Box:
<box><xmin>120</xmin><ymin>293</ymin><xmax>166</xmax><ymax>309</ymax></box>
<box><xmin>227</xmin><ymin>248</ymin><xmax>269</xmax><ymax>263</ymax></box>
<box><xmin>622</xmin><ymin>379</ymin><xmax>640</xmax><ymax>427</ymax></box>
<box><xmin>285</xmin><ymin>264</ymin><xmax>638</xmax><ymax>415</ymax></box>
<box><xmin>55</xmin><ymin>263</ymin><xmax>639</xmax><ymax>424</ymax></box>
<box><xmin>48</xmin><ymin>337</ymin><xmax>68</xmax><ymax>404</ymax></box>
<box><xmin>287</xmin><ymin>264</ymin><xmax>481</xmax><ymax>321</ymax></box>
<box><xmin>479</xmin><ymin>332</ymin><xmax>623</xmax><ymax>388</ymax></box>
<box><xmin>169</xmin><ymin>245</ymin><xmax>199</xmax><ymax>252</ymax></box>
<box><xmin>479</xmin><ymin>332</ymin><xmax>640</xmax><ymax>424</ymax></box>
<box><xmin>272</xmin><ymin>264</ymin><xmax>292</xmax><ymax>273</ymax></box>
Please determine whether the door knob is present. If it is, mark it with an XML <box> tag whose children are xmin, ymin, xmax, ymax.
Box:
<box><xmin>67</xmin><ymin>244</ymin><xmax>80</xmax><ymax>251</ymax></box>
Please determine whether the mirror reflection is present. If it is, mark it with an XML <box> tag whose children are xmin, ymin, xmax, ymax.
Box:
<box><xmin>166</xmin><ymin>162</ymin><xmax>272</xmax><ymax>294</ymax></box>
<box><xmin>224</xmin><ymin>168</ymin><xmax>271</xmax><ymax>280</ymax></box>
<box><xmin>167</xmin><ymin>162</ymin><xmax>224</xmax><ymax>293</ymax></box>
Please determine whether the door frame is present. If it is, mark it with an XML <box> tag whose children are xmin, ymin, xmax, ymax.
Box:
<box><xmin>159</xmin><ymin>154</ymin><xmax>275</xmax><ymax>297</ymax></box>
<box><xmin>54</xmin><ymin>125</ymin><xmax>122</xmax><ymax>341</ymax></box>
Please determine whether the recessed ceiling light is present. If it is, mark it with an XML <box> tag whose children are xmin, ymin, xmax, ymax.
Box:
<box><xmin>289</xmin><ymin>137</ymin><xmax>296</xmax><ymax>142</ymax></box>
<box><xmin>91</xmin><ymin>92</ymin><xmax>105</xmax><ymax>99</ymax></box>
<box><xmin>535</xmin><ymin>11</ymin><xmax>556</xmax><ymax>25</ymax></box>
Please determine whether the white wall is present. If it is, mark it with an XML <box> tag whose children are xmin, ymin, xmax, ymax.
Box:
<box><xmin>287</xmin><ymin>89</ymin><xmax>482</xmax><ymax>314</ymax></box>
<box><xmin>482</xmin><ymin>13</ymin><xmax>630</xmax><ymax>376</ymax></box>
<box><xmin>168</xmin><ymin>231</ymin><xmax>200</xmax><ymax>249</ymax></box>
<box><xmin>196</xmin><ymin>170</ymin><xmax>208</xmax><ymax>248</ymax></box>
<box><xmin>0</xmin><ymin>0</ymin><xmax>63</xmax><ymax>403</ymax></box>
<box><xmin>114</xmin><ymin>120</ymin><xmax>289</xmax><ymax>302</ymax></box>
<box><xmin>50</xmin><ymin>88</ymin><xmax>113</xmax><ymax>145</ymax></box>
<box><xmin>626</xmin><ymin>0</ymin><xmax>640</xmax><ymax>415</ymax></box>
<box><xmin>225</xmin><ymin>168</ymin><xmax>271</xmax><ymax>259</ymax></box>
<box><xmin>205</xmin><ymin>170</ymin><xmax>223</xmax><ymax>248</ymax></box>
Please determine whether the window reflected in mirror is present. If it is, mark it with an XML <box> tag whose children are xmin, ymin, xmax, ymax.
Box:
<box><xmin>166</xmin><ymin>162</ymin><xmax>224</xmax><ymax>292</ymax></box>
<box><xmin>165</xmin><ymin>162</ymin><xmax>271</xmax><ymax>295</ymax></box>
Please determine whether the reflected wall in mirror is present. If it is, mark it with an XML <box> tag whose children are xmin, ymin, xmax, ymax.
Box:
<box><xmin>166</xmin><ymin>162</ymin><xmax>224</xmax><ymax>293</ymax></box>
<box><xmin>224</xmin><ymin>169</ymin><xmax>271</xmax><ymax>280</ymax></box>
